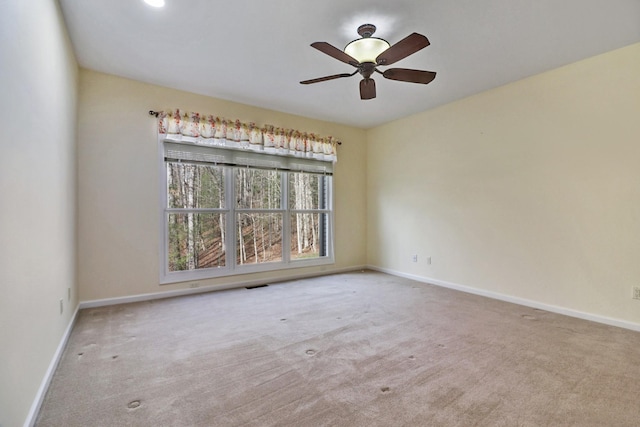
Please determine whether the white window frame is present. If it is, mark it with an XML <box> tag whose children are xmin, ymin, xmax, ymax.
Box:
<box><xmin>159</xmin><ymin>137</ymin><xmax>334</xmax><ymax>284</ymax></box>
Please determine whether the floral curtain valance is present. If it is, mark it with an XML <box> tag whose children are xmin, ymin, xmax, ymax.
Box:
<box><xmin>157</xmin><ymin>109</ymin><xmax>338</xmax><ymax>163</ymax></box>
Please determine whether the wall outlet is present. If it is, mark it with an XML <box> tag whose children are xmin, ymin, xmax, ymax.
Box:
<box><xmin>59</xmin><ymin>299</ymin><xmax>64</xmax><ymax>315</ymax></box>
<box><xmin>426</xmin><ymin>256</ymin><xmax>432</xmax><ymax>265</ymax></box>
<box><xmin>633</xmin><ymin>287</ymin><xmax>640</xmax><ymax>300</ymax></box>
<box><xmin>190</xmin><ymin>282</ymin><xmax>200</xmax><ymax>289</ymax></box>
<box><xmin>68</xmin><ymin>287</ymin><xmax>71</xmax><ymax>301</ymax></box>
<box><xmin>412</xmin><ymin>255</ymin><xmax>418</xmax><ymax>263</ymax></box>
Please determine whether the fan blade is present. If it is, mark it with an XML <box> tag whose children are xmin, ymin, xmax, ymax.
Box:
<box><xmin>311</xmin><ymin>42</ymin><xmax>359</xmax><ymax>66</ymax></box>
<box><xmin>300</xmin><ymin>73</ymin><xmax>354</xmax><ymax>85</ymax></box>
<box><xmin>360</xmin><ymin>78</ymin><xmax>376</xmax><ymax>100</ymax></box>
<box><xmin>382</xmin><ymin>68</ymin><xmax>436</xmax><ymax>84</ymax></box>
<box><xmin>376</xmin><ymin>33</ymin><xmax>430</xmax><ymax>66</ymax></box>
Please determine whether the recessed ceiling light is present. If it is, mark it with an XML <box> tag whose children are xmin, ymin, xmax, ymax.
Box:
<box><xmin>144</xmin><ymin>0</ymin><xmax>165</xmax><ymax>7</ymax></box>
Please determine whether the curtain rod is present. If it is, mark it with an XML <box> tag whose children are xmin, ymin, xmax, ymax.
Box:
<box><xmin>148</xmin><ymin>110</ymin><xmax>342</xmax><ymax>145</ymax></box>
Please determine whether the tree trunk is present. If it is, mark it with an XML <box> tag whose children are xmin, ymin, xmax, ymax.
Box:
<box><xmin>252</xmin><ymin>215</ymin><xmax>259</xmax><ymax>263</ymax></box>
<box><xmin>238</xmin><ymin>215</ymin><xmax>245</xmax><ymax>264</ymax></box>
<box><xmin>261</xmin><ymin>215</ymin><xmax>266</xmax><ymax>262</ymax></box>
<box><xmin>295</xmin><ymin>174</ymin><xmax>303</xmax><ymax>253</ymax></box>
<box><xmin>184</xmin><ymin>165</ymin><xmax>196</xmax><ymax>270</ymax></box>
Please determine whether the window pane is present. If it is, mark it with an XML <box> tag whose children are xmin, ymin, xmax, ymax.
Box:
<box><xmin>167</xmin><ymin>162</ymin><xmax>225</xmax><ymax>209</ymax></box>
<box><xmin>235</xmin><ymin>168</ymin><xmax>281</xmax><ymax>209</ymax></box>
<box><xmin>291</xmin><ymin>213</ymin><xmax>329</xmax><ymax>260</ymax></box>
<box><xmin>289</xmin><ymin>173</ymin><xmax>327</xmax><ymax>210</ymax></box>
<box><xmin>237</xmin><ymin>213</ymin><xmax>283</xmax><ymax>264</ymax></box>
<box><xmin>168</xmin><ymin>213</ymin><xmax>226</xmax><ymax>271</ymax></box>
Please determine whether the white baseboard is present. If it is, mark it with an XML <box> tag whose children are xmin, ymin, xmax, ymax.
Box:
<box><xmin>24</xmin><ymin>305</ymin><xmax>80</xmax><ymax>427</ymax></box>
<box><xmin>80</xmin><ymin>265</ymin><xmax>367</xmax><ymax>309</ymax></box>
<box><xmin>367</xmin><ymin>265</ymin><xmax>640</xmax><ymax>333</ymax></box>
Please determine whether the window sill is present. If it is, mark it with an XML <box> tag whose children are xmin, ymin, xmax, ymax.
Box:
<box><xmin>160</xmin><ymin>257</ymin><xmax>334</xmax><ymax>285</ymax></box>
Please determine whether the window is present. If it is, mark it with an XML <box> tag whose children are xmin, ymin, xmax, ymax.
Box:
<box><xmin>289</xmin><ymin>172</ymin><xmax>330</xmax><ymax>260</ymax></box>
<box><xmin>166</xmin><ymin>162</ymin><xmax>227</xmax><ymax>272</ymax></box>
<box><xmin>235</xmin><ymin>168</ymin><xmax>283</xmax><ymax>265</ymax></box>
<box><xmin>160</xmin><ymin>142</ymin><xmax>334</xmax><ymax>283</ymax></box>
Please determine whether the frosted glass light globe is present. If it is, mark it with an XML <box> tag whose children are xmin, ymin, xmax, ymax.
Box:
<box><xmin>344</xmin><ymin>38</ymin><xmax>390</xmax><ymax>63</ymax></box>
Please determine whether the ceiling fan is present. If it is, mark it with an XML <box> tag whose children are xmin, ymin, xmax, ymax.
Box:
<box><xmin>300</xmin><ymin>24</ymin><xmax>436</xmax><ymax>100</ymax></box>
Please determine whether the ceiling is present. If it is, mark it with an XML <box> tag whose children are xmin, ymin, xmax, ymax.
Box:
<box><xmin>58</xmin><ymin>0</ymin><xmax>640</xmax><ymax>129</ymax></box>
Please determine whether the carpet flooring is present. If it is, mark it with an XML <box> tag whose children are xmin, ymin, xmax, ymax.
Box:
<box><xmin>36</xmin><ymin>271</ymin><xmax>640</xmax><ymax>426</ymax></box>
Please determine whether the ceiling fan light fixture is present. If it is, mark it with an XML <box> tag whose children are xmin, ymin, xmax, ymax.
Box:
<box><xmin>302</xmin><ymin>24</ymin><xmax>434</xmax><ymax>101</ymax></box>
<box><xmin>344</xmin><ymin>37</ymin><xmax>390</xmax><ymax>63</ymax></box>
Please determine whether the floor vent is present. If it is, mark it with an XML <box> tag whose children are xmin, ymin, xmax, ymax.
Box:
<box><xmin>245</xmin><ymin>284</ymin><xmax>269</xmax><ymax>290</ymax></box>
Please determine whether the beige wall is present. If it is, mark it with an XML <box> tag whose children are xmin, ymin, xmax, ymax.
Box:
<box><xmin>367</xmin><ymin>43</ymin><xmax>640</xmax><ymax>326</ymax></box>
<box><xmin>77</xmin><ymin>70</ymin><xmax>367</xmax><ymax>302</ymax></box>
<box><xmin>0</xmin><ymin>1</ymin><xmax>79</xmax><ymax>426</ymax></box>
